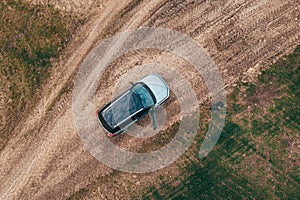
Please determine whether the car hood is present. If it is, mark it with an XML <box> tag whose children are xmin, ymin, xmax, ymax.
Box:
<box><xmin>140</xmin><ymin>74</ymin><xmax>169</xmax><ymax>104</ymax></box>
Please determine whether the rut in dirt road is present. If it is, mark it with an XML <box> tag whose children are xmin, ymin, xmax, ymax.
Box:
<box><xmin>0</xmin><ymin>0</ymin><xmax>300</xmax><ymax>199</ymax></box>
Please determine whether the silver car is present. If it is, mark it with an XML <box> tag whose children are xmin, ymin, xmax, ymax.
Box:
<box><xmin>96</xmin><ymin>74</ymin><xmax>170</xmax><ymax>136</ymax></box>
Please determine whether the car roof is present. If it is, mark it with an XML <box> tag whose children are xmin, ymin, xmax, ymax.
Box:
<box><xmin>102</xmin><ymin>89</ymin><xmax>143</xmax><ymax>128</ymax></box>
<box><xmin>101</xmin><ymin>83</ymin><xmax>156</xmax><ymax>129</ymax></box>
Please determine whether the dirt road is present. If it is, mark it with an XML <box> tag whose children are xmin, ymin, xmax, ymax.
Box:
<box><xmin>1</xmin><ymin>0</ymin><xmax>300</xmax><ymax>199</ymax></box>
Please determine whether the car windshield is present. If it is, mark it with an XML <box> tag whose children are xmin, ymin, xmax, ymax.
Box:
<box><xmin>132</xmin><ymin>83</ymin><xmax>155</xmax><ymax>108</ymax></box>
<box><xmin>102</xmin><ymin>83</ymin><xmax>155</xmax><ymax>129</ymax></box>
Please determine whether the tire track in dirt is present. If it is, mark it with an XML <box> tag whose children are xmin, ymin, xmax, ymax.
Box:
<box><xmin>0</xmin><ymin>0</ymin><xmax>300</xmax><ymax>199</ymax></box>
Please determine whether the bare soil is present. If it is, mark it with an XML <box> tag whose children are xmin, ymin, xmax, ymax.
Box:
<box><xmin>25</xmin><ymin>0</ymin><xmax>105</xmax><ymax>18</ymax></box>
<box><xmin>0</xmin><ymin>0</ymin><xmax>300</xmax><ymax>199</ymax></box>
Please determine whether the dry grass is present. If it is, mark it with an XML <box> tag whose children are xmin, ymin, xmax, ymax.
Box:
<box><xmin>0</xmin><ymin>0</ymin><xmax>80</xmax><ymax>150</ymax></box>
